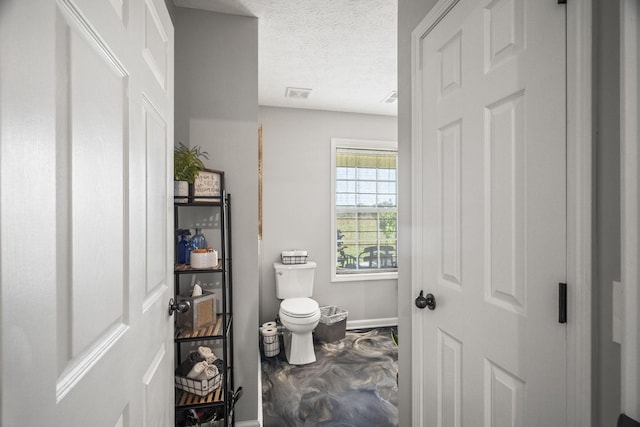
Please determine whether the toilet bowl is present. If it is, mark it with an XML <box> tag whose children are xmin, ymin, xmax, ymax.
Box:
<box><xmin>278</xmin><ymin>297</ymin><xmax>321</xmax><ymax>365</ymax></box>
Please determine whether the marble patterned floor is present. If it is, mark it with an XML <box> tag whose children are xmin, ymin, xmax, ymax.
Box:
<box><xmin>261</xmin><ymin>328</ymin><xmax>398</xmax><ymax>427</ymax></box>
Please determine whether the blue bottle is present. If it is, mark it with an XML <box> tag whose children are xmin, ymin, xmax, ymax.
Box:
<box><xmin>176</xmin><ymin>229</ymin><xmax>191</xmax><ymax>264</ymax></box>
<box><xmin>185</xmin><ymin>239</ymin><xmax>197</xmax><ymax>265</ymax></box>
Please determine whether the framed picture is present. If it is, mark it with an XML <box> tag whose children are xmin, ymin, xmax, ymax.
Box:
<box><xmin>193</xmin><ymin>169</ymin><xmax>223</xmax><ymax>202</ymax></box>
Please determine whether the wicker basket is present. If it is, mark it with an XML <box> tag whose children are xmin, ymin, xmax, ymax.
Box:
<box><xmin>281</xmin><ymin>255</ymin><xmax>307</xmax><ymax>264</ymax></box>
<box><xmin>281</xmin><ymin>250</ymin><xmax>308</xmax><ymax>265</ymax></box>
<box><xmin>175</xmin><ymin>370</ymin><xmax>223</xmax><ymax>396</ymax></box>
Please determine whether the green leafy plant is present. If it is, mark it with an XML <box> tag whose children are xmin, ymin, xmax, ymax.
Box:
<box><xmin>174</xmin><ymin>142</ymin><xmax>209</xmax><ymax>184</ymax></box>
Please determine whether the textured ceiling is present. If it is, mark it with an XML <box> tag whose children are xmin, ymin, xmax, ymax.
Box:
<box><xmin>174</xmin><ymin>0</ymin><xmax>397</xmax><ymax>116</ymax></box>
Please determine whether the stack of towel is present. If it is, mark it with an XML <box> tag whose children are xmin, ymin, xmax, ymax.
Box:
<box><xmin>175</xmin><ymin>346</ymin><xmax>224</xmax><ymax>381</ymax></box>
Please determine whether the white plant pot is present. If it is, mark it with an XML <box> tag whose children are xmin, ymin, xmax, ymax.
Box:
<box><xmin>174</xmin><ymin>180</ymin><xmax>188</xmax><ymax>203</ymax></box>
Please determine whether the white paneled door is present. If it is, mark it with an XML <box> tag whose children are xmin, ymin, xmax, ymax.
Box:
<box><xmin>1</xmin><ymin>0</ymin><xmax>174</xmax><ymax>425</ymax></box>
<box><xmin>412</xmin><ymin>0</ymin><xmax>567</xmax><ymax>426</ymax></box>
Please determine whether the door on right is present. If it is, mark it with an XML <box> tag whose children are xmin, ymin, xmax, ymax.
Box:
<box><xmin>412</xmin><ymin>0</ymin><xmax>567</xmax><ymax>425</ymax></box>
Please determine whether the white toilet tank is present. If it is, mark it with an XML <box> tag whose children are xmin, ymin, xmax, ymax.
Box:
<box><xmin>274</xmin><ymin>261</ymin><xmax>316</xmax><ymax>299</ymax></box>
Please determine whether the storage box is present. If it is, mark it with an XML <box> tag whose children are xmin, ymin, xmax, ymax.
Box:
<box><xmin>281</xmin><ymin>250</ymin><xmax>308</xmax><ymax>264</ymax></box>
<box><xmin>314</xmin><ymin>306</ymin><xmax>348</xmax><ymax>343</ymax></box>
<box><xmin>176</xmin><ymin>291</ymin><xmax>217</xmax><ymax>332</ymax></box>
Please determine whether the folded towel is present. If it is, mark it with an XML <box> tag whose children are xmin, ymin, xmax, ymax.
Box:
<box><xmin>196</xmin><ymin>364</ymin><xmax>219</xmax><ymax>380</ymax></box>
<box><xmin>198</xmin><ymin>346</ymin><xmax>215</xmax><ymax>361</ymax></box>
<box><xmin>175</xmin><ymin>358</ymin><xmax>199</xmax><ymax>377</ymax></box>
<box><xmin>175</xmin><ymin>349</ymin><xmax>207</xmax><ymax>376</ymax></box>
<box><xmin>187</xmin><ymin>361</ymin><xmax>209</xmax><ymax>379</ymax></box>
<box><xmin>212</xmin><ymin>358</ymin><xmax>224</xmax><ymax>372</ymax></box>
<box><xmin>281</xmin><ymin>250</ymin><xmax>308</xmax><ymax>257</ymax></box>
<box><xmin>188</xmin><ymin>351</ymin><xmax>205</xmax><ymax>362</ymax></box>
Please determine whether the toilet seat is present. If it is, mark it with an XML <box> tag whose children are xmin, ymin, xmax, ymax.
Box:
<box><xmin>280</xmin><ymin>297</ymin><xmax>319</xmax><ymax>318</ymax></box>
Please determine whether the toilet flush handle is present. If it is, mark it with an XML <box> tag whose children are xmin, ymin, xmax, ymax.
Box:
<box><xmin>277</xmin><ymin>271</ymin><xmax>283</xmax><ymax>276</ymax></box>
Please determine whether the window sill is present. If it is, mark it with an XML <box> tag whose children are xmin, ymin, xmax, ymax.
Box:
<box><xmin>331</xmin><ymin>270</ymin><xmax>398</xmax><ymax>283</ymax></box>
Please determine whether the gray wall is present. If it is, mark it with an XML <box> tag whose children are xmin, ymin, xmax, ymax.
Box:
<box><xmin>163</xmin><ymin>0</ymin><xmax>176</xmax><ymax>24</ymax></box>
<box><xmin>595</xmin><ymin>0</ymin><xmax>622</xmax><ymax>425</ymax></box>
<box><xmin>175</xmin><ymin>8</ymin><xmax>260</xmax><ymax>423</ymax></box>
<box><xmin>397</xmin><ymin>1</ymin><xmax>438</xmax><ymax>426</ymax></box>
<box><xmin>258</xmin><ymin>106</ymin><xmax>398</xmax><ymax>325</ymax></box>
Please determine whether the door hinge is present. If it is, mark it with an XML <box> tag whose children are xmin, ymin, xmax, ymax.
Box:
<box><xmin>559</xmin><ymin>282</ymin><xmax>567</xmax><ymax>323</ymax></box>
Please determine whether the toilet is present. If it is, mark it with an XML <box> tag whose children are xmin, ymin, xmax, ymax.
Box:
<box><xmin>274</xmin><ymin>261</ymin><xmax>321</xmax><ymax>365</ymax></box>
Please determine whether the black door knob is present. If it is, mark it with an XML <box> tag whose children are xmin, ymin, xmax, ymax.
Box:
<box><xmin>415</xmin><ymin>290</ymin><xmax>436</xmax><ymax>310</ymax></box>
<box><xmin>168</xmin><ymin>298</ymin><xmax>191</xmax><ymax>316</ymax></box>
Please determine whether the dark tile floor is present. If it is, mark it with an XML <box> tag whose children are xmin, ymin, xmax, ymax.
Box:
<box><xmin>261</xmin><ymin>328</ymin><xmax>398</xmax><ymax>427</ymax></box>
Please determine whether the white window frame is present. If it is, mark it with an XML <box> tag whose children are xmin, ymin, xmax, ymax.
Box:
<box><xmin>330</xmin><ymin>138</ymin><xmax>399</xmax><ymax>282</ymax></box>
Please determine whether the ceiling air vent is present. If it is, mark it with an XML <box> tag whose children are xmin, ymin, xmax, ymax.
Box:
<box><xmin>285</xmin><ymin>87</ymin><xmax>312</xmax><ymax>99</ymax></box>
<box><xmin>382</xmin><ymin>91</ymin><xmax>398</xmax><ymax>104</ymax></box>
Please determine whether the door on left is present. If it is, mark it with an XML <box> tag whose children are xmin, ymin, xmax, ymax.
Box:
<box><xmin>0</xmin><ymin>0</ymin><xmax>175</xmax><ymax>425</ymax></box>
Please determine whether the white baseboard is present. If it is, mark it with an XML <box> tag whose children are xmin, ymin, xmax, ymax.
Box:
<box><xmin>346</xmin><ymin>317</ymin><xmax>398</xmax><ymax>330</ymax></box>
<box><xmin>257</xmin><ymin>350</ymin><xmax>263</xmax><ymax>426</ymax></box>
<box><xmin>235</xmin><ymin>421</ymin><xmax>261</xmax><ymax>427</ymax></box>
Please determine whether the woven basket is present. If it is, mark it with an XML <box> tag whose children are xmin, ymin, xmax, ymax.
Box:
<box><xmin>175</xmin><ymin>371</ymin><xmax>222</xmax><ymax>396</ymax></box>
<box><xmin>281</xmin><ymin>254</ymin><xmax>308</xmax><ymax>264</ymax></box>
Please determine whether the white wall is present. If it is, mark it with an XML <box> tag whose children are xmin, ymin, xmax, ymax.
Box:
<box><xmin>175</xmin><ymin>8</ymin><xmax>259</xmax><ymax>423</ymax></box>
<box><xmin>258</xmin><ymin>106</ymin><xmax>398</xmax><ymax>325</ymax></box>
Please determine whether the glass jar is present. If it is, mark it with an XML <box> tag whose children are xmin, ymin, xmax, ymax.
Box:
<box><xmin>191</xmin><ymin>228</ymin><xmax>207</xmax><ymax>250</ymax></box>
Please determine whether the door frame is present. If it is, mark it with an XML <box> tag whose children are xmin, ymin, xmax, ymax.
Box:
<box><xmin>620</xmin><ymin>0</ymin><xmax>640</xmax><ymax>419</ymax></box>
<box><xmin>409</xmin><ymin>0</ymin><xmax>594</xmax><ymax>426</ymax></box>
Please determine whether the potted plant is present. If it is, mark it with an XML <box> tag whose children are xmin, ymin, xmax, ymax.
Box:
<box><xmin>174</xmin><ymin>142</ymin><xmax>209</xmax><ymax>202</ymax></box>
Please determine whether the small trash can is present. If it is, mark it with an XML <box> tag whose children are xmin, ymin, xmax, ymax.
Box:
<box><xmin>314</xmin><ymin>306</ymin><xmax>348</xmax><ymax>343</ymax></box>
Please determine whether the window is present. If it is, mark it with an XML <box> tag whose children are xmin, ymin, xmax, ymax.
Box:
<box><xmin>331</xmin><ymin>138</ymin><xmax>398</xmax><ymax>281</ymax></box>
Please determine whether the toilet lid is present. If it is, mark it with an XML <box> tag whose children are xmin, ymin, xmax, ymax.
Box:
<box><xmin>280</xmin><ymin>298</ymin><xmax>319</xmax><ymax>317</ymax></box>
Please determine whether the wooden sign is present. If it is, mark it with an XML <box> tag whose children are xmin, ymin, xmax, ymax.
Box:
<box><xmin>193</xmin><ymin>169</ymin><xmax>222</xmax><ymax>201</ymax></box>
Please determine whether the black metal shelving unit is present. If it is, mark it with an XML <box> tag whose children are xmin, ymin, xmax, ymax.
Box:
<box><xmin>173</xmin><ymin>191</ymin><xmax>234</xmax><ymax>426</ymax></box>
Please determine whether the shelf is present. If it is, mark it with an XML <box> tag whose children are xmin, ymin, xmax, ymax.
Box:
<box><xmin>175</xmin><ymin>314</ymin><xmax>232</xmax><ymax>342</ymax></box>
<box><xmin>175</xmin><ymin>386</ymin><xmax>225</xmax><ymax>410</ymax></box>
<box><xmin>174</xmin><ymin>192</ymin><xmax>233</xmax><ymax>425</ymax></box>
<box><xmin>174</xmin><ymin>262</ymin><xmax>223</xmax><ymax>274</ymax></box>
<box><xmin>174</xmin><ymin>197</ymin><xmax>223</xmax><ymax>207</ymax></box>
